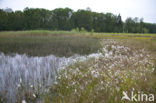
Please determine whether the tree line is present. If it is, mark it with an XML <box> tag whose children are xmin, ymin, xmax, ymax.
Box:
<box><xmin>0</xmin><ymin>7</ymin><xmax>156</xmax><ymax>33</ymax></box>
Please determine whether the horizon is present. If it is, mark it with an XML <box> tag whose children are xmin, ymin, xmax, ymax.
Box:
<box><xmin>0</xmin><ymin>0</ymin><xmax>156</xmax><ymax>23</ymax></box>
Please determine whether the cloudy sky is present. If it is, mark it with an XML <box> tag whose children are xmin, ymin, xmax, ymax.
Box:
<box><xmin>0</xmin><ymin>0</ymin><xmax>156</xmax><ymax>23</ymax></box>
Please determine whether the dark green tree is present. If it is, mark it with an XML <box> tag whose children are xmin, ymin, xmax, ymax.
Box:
<box><xmin>71</xmin><ymin>9</ymin><xmax>93</xmax><ymax>31</ymax></box>
<box><xmin>52</xmin><ymin>8</ymin><xmax>73</xmax><ymax>30</ymax></box>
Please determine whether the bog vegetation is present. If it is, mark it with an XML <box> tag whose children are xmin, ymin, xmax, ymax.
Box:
<box><xmin>45</xmin><ymin>39</ymin><xmax>156</xmax><ymax>103</ymax></box>
<box><xmin>0</xmin><ymin>30</ymin><xmax>156</xmax><ymax>103</ymax></box>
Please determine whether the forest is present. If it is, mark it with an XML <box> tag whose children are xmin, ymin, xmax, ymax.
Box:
<box><xmin>0</xmin><ymin>7</ymin><xmax>156</xmax><ymax>33</ymax></box>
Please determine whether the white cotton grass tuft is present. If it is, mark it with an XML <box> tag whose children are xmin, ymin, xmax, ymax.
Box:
<box><xmin>30</xmin><ymin>85</ymin><xmax>33</xmax><ymax>88</ymax></box>
<box><xmin>22</xmin><ymin>100</ymin><xmax>26</xmax><ymax>103</ymax></box>
<box><xmin>33</xmin><ymin>93</ymin><xmax>36</xmax><ymax>98</ymax></box>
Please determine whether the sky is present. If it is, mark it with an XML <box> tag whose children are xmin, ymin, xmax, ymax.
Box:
<box><xmin>0</xmin><ymin>0</ymin><xmax>156</xmax><ymax>23</ymax></box>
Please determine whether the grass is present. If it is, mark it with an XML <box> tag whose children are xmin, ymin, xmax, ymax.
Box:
<box><xmin>0</xmin><ymin>30</ymin><xmax>101</xmax><ymax>57</ymax></box>
<box><xmin>93</xmin><ymin>32</ymin><xmax>156</xmax><ymax>54</ymax></box>
<box><xmin>0</xmin><ymin>30</ymin><xmax>156</xmax><ymax>57</ymax></box>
